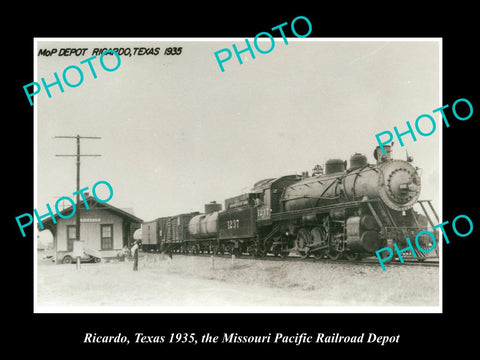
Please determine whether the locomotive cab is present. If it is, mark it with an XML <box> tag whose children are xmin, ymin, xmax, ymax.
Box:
<box><xmin>251</xmin><ymin>175</ymin><xmax>302</xmax><ymax>226</ymax></box>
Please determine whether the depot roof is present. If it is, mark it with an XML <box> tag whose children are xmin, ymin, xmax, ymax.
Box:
<box><xmin>37</xmin><ymin>195</ymin><xmax>143</xmax><ymax>231</ymax></box>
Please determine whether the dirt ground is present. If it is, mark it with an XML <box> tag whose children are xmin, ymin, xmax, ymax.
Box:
<box><xmin>36</xmin><ymin>251</ymin><xmax>440</xmax><ymax>311</ymax></box>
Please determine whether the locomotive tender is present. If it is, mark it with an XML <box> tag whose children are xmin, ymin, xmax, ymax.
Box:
<box><xmin>143</xmin><ymin>145</ymin><xmax>438</xmax><ymax>262</ymax></box>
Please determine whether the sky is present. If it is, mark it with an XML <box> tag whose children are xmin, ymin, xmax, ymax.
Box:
<box><xmin>35</xmin><ymin>38</ymin><xmax>441</xmax><ymax>241</ymax></box>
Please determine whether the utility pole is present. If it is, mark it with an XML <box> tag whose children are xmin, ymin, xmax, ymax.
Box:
<box><xmin>55</xmin><ymin>135</ymin><xmax>101</xmax><ymax>267</ymax></box>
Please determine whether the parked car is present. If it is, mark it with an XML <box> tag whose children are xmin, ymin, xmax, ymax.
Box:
<box><xmin>58</xmin><ymin>252</ymin><xmax>102</xmax><ymax>264</ymax></box>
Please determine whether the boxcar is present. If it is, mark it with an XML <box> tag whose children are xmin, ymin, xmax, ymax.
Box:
<box><xmin>165</xmin><ymin>212</ymin><xmax>199</xmax><ymax>252</ymax></box>
<box><xmin>141</xmin><ymin>218</ymin><xmax>162</xmax><ymax>252</ymax></box>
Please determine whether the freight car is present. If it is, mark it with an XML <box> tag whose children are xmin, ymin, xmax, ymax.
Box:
<box><xmin>142</xmin><ymin>212</ymin><xmax>199</xmax><ymax>252</ymax></box>
<box><xmin>141</xmin><ymin>217</ymin><xmax>167</xmax><ymax>252</ymax></box>
<box><xmin>188</xmin><ymin>202</ymin><xmax>222</xmax><ymax>253</ymax></box>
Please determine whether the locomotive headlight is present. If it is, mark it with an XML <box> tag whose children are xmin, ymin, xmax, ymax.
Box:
<box><xmin>408</xmin><ymin>183</ymin><xmax>418</xmax><ymax>192</ymax></box>
<box><xmin>400</xmin><ymin>183</ymin><xmax>418</xmax><ymax>192</ymax></box>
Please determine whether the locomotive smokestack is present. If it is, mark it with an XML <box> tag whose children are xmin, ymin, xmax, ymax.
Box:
<box><xmin>374</xmin><ymin>143</ymin><xmax>393</xmax><ymax>164</ymax></box>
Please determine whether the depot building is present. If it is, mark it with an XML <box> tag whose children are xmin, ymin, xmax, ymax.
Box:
<box><xmin>38</xmin><ymin>194</ymin><xmax>143</xmax><ymax>264</ymax></box>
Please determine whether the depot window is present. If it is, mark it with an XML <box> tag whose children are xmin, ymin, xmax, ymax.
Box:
<box><xmin>67</xmin><ymin>225</ymin><xmax>76</xmax><ymax>252</ymax></box>
<box><xmin>101</xmin><ymin>224</ymin><xmax>114</xmax><ymax>250</ymax></box>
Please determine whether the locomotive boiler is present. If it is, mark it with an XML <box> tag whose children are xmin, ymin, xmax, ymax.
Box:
<box><xmin>282</xmin><ymin>146</ymin><xmax>421</xmax><ymax>212</ymax></box>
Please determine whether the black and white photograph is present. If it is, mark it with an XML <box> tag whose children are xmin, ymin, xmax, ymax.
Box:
<box><xmin>8</xmin><ymin>7</ymin><xmax>478</xmax><ymax>356</ymax></box>
<box><xmin>33</xmin><ymin>38</ymin><xmax>441</xmax><ymax>312</ymax></box>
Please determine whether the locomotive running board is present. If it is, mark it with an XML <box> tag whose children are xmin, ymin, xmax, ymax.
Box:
<box><xmin>271</xmin><ymin>200</ymin><xmax>367</xmax><ymax>222</ymax></box>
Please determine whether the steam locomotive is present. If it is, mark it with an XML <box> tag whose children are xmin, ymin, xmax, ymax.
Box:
<box><xmin>141</xmin><ymin>145</ymin><xmax>438</xmax><ymax>262</ymax></box>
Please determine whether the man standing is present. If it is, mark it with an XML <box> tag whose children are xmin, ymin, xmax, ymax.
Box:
<box><xmin>131</xmin><ymin>240</ymin><xmax>139</xmax><ymax>271</ymax></box>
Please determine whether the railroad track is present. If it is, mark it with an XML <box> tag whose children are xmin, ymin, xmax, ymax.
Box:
<box><xmin>238</xmin><ymin>254</ymin><xmax>439</xmax><ymax>267</ymax></box>
<box><xmin>143</xmin><ymin>251</ymin><xmax>439</xmax><ymax>268</ymax></box>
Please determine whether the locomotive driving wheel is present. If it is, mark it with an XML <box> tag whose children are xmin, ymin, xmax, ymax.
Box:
<box><xmin>310</xmin><ymin>226</ymin><xmax>328</xmax><ymax>259</ymax></box>
<box><xmin>320</xmin><ymin>217</ymin><xmax>341</xmax><ymax>260</ymax></box>
<box><xmin>295</xmin><ymin>228</ymin><xmax>312</xmax><ymax>258</ymax></box>
<box><xmin>345</xmin><ymin>252</ymin><xmax>361</xmax><ymax>261</ymax></box>
<box><xmin>327</xmin><ymin>250</ymin><xmax>341</xmax><ymax>261</ymax></box>
<box><xmin>310</xmin><ymin>226</ymin><xmax>327</xmax><ymax>244</ymax></box>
